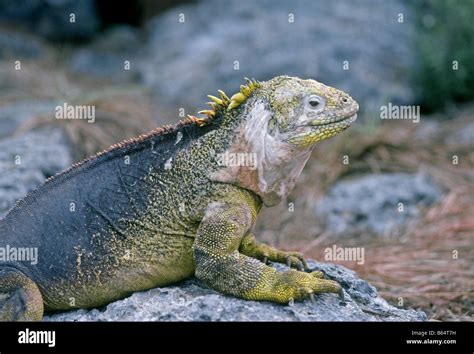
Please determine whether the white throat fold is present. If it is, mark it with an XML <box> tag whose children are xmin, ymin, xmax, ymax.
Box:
<box><xmin>210</xmin><ymin>100</ymin><xmax>312</xmax><ymax>206</ymax></box>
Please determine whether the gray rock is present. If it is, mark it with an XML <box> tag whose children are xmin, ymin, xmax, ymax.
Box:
<box><xmin>413</xmin><ymin>120</ymin><xmax>441</xmax><ymax>141</ymax></box>
<box><xmin>314</xmin><ymin>173</ymin><xmax>443</xmax><ymax>237</ymax></box>
<box><xmin>0</xmin><ymin>129</ymin><xmax>72</xmax><ymax>218</ymax></box>
<box><xmin>44</xmin><ymin>260</ymin><xmax>426</xmax><ymax>321</ymax></box>
<box><xmin>446</xmin><ymin>120</ymin><xmax>474</xmax><ymax>146</ymax></box>
<box><xmin>68</xmin><ymin>26</ymin><xmax>143</xmax><ymax>82</ymax></box>
<box><xmin>0</xmin><ymin>29</ymin><xmax>47</xmax><ymax>59</ymax></box>
<box><xmin>0</xmin><ymin>0</ymin><xmax>100</xmax><ymax>41</ymax></box>
<box><xmin>140</xmin><ymin>0</ymin><xmax>416</xmax><ymax>113</ymax></box>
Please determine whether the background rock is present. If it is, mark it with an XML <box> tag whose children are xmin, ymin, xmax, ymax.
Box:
<box><xmin>68</xmin><ymin>25</ymin><xmax>143</xmax><ymax>82</ymax></box>
<box><xmin>45</xmin><ymin>260</ymin><xmax>426</xmax><ymax>321</ymax></box>
<box><xmin>140</xmin><ymin>0</ymin><xmax>416</xmax><ymax>114</ymax></box>
<box><xmin>0</xmin><ymin>129</ymin><xmax>72</xmax><ymax>218</ymax></box>
<box><xmin>0</xmin><ymin>29</ymin><xmax>48</xmax><ymax>59</ymax></box>
<box><xmin>445</xmin><ymin>120</ymin><xmax>474</xmax><ymax>147</ymax></box>
<box><xmin>0</xmin><ymin>0</ymin><xmax>100</xmax><ymax>41</ymax></box>
<box><xmin>314</xmin><ymin>173</ymin><xmax>443</xmax><ymax>237</ymax></box>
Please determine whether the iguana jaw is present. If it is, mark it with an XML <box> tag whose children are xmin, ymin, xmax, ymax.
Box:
<box><xmin>287</xmin><ymin>101</ymin><xmax>359</xmax><ymax>147</ymax></box>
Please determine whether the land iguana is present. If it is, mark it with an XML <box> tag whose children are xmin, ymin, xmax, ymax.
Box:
<box><xmin>0</xmin><ymin>76</ymin><xmax>358</xmax><ymax>320</ymax></box>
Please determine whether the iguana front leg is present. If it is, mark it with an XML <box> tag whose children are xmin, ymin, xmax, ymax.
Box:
<box><xmin>193</xmin><ymin>201</ymin><xmax>341</xmax><ymax>304</ymax></box>
<box><xmin>239</xmin><ymin>233</ymin><xmax>308</xmax><ymax>271</ymax></box>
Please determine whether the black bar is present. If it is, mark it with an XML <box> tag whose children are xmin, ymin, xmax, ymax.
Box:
<box><xmin>0</xmin><ymin>321</ymin><xmax>471</xmax><ymax>353</ymax></box>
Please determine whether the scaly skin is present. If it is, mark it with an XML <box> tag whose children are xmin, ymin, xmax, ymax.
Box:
<box><xmin>0</xmin><ymin>76</ymin><xmax>358</xmax><ymax>320</ymax></box>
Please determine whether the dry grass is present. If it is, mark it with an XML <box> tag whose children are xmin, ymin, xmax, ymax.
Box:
<box><xmin>355</xmin><ymin>188</ymin><xmax>474</xmax><ymax>321</ymax></box>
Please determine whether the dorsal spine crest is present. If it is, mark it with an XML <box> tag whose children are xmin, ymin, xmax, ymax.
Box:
<box><xmin>198</xmin><ymin>78</ymin><xmax>262</xmax><ymax>122</ymax></box>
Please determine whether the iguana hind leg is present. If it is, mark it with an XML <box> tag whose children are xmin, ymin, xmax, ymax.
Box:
<box><xmin>193</xmin><ymin>201</ymin><xmax>341</xmax><ymax>304</ymax></box>
<box><xmin>0</xmin><ymin>268</ymin><xmax>44</xmax><ymax>321</ymax></box>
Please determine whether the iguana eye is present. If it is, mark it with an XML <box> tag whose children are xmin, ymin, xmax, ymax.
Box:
<box><xmin>306</xmin><ymin>95</ymin><xmax>325</xmax><ymax>110</ymax></box>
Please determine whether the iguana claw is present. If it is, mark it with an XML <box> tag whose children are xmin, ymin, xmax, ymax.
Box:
<box><xmin>285</xmin><ymin>252</ymin><xmax>308</xmax><ymax>271</ymax></box>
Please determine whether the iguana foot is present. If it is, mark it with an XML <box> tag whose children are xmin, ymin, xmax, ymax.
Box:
<box><xmin>244</xmin><ymin>268</ymin><xmax>341</xmax><ymax>304</ymax></box>
<box><xmin>0</xmin><ymin>268</ymin><xmax>44</xmax><ymax>321</ymax></box>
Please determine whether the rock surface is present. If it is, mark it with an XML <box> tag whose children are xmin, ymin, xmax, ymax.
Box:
<box><xmin>45</xmin><ymin>260</ymin><xmax>426</xmax><ymax>322</ymax></box>
<box><xmin>0</xmin><ymin>129</ymin><xmax>72</xmax><ymax>218</ymax></box>
<box><xmin>140</xmin><ymin>0</ymin><xmax>416</xmax><ymax>113</ymax></box>
<box><xmin>314</xmin><ymin>173</ymin><xmax>443</xmax><ymax>237</ymax></box>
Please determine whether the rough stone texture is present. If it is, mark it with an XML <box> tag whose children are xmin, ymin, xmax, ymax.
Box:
<box><xmin>314</xmin><ymin>173</ymin><xmax>443</xmax><ymax>237</ymax></box>
<box><xmin>68</xmin><ymin>25</ymin><xmax>143</xmax><ymax>82</ymax></box>
<box><xmin>140</xmin><ymin>0</ymin><xmax>416</xmax><ymax>114</ymax></box>
<box><xmin>45</xmin><ymin>260</ymin><xmax>426</xmax><ymax>322</ymax></box>
<box><xmin>0</xmin><ymin>0</ymin><xmax>100</xmax><ymax>41</ymax></box>
<box><xmin>0</xmin><ymin>129</ymin><xmax>72</xmax><ymax>218</ymax></box>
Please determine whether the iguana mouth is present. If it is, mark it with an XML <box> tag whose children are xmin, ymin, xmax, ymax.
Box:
<box><xmin>310</xmin><ymin>113</ymin><xmax>357</xmax><ymax>127</ymax></box>
<box><xmin>346</xmin><ymin>113</ymin><xmax>358</xmax><ymax>123</ymax></box>
<box><xmin>302</xmin><ymin>113</ymin><xmax>358</xmax><ymax>128</ymax></box>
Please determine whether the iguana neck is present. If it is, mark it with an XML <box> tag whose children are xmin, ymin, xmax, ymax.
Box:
<box><xmin>210</xmin><ymin>99</ymin><xmax>312</xmax><ymax>206</ymax></box>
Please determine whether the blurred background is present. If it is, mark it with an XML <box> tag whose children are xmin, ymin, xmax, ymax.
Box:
<box><xmin>0</xmin><ymin>0</ymin><xmax>472</xmax><ymax>320</ymax></box>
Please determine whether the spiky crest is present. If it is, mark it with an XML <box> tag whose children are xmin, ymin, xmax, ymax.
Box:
<box><xmin>196</xmin><ymin>78</ymin><xmax>262</xmax><ymax>125</ymax></box>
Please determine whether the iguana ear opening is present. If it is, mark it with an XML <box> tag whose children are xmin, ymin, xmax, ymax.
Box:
<box><xmin>266</xmin><ymin>116</ymin><xmax>279</xmax><ymax>136</ymax></box>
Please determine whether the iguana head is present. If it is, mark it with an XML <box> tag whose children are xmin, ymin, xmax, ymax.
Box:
<box><xmin>263</xmin><ymin>75</ymin><xmax>358</xmax><ymax>147</ymax></box>
<box><xmin>208</xmin><ymin>75</ymin><xmax>359</xmax><ymax>206</ymax></box>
